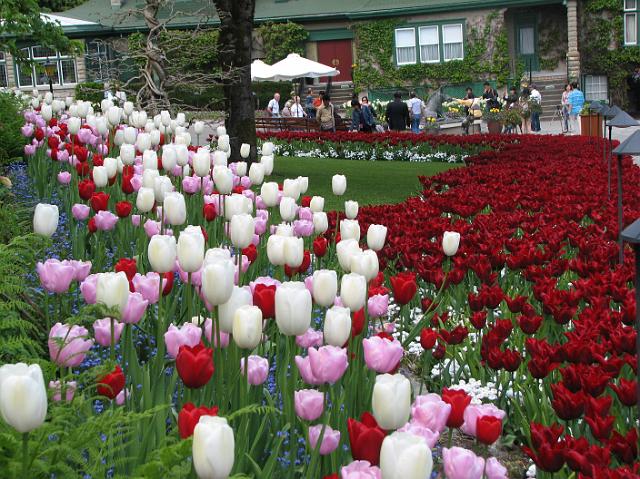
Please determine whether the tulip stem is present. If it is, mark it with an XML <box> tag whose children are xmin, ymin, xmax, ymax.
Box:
<box><xmin>110</xmin><ymin>317</ymin><xmax>115</xmax><ymax>361</ymax></box>
<box><xmin>22</xmin><ymin>432</ymin><xmax>29</xmax><ymax>477</ymax></box>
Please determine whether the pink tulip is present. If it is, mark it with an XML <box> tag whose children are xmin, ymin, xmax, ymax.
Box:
<box><xmin>164</xmin><ymin>322</ymin><xmax>202</xmax><ymax>359</ymax></box>
<box><xmin>308</xmin><ymin>424</ymin><xmax>340</xmax><ymax>455</ymax></box>
<box><xmin>133</xmin><ymin>164</ymin><xmax>144</xmax><ymax>176</ymax></box>
<box><xmin>461</xmin><ymin>403</ymin><xmax>506</xmax><ymax>437</ymax></box>
<box><xmin>293</xmin><ymin>220</ymin><xmax>314</xmax><ymax>237</ymax></box>
<box><xmin>240</xmin><ymin>176</ymin><xmax>252</xmax><ymax>189</ymax></box>
<box><xmin>69</xmin><ymin>259</ymin><xmax>92</xmax><ymax>282</ymax></box>
<box><xmin>48</xmin><ymin>323</ymin><xmax>94</xmax><ymax>367</ymax></box>
<box><xmin>80</xmin><ymin>273</ymin><xmax>99</xmax><ymax>304</ymax></box>
<box><xmin>198</xmin><ymin>317</ymin><xmax>229</xmax><ymax>347</ymax></box>
<box><xmin>131</xmin><ymin>214</ymin><xmax>141</xmax><ymax>227</ymax></box>
<box><xmin>177</xmin><ymin>264</ymin><xmax>203</xmax><ymax>287</ymax></box>
<box><xmin>115</xmin><ymin>388</ymin><xmax>130</xmax><ymax>406</ymax></box>
<box><xmin>182</xmin><ymin>175</ymin><xmax>201</xmax><ymax>194</ymax></box>
<box><xmin>294</xmin><ymin>389</ymin><xmax>324</xmax><ymax>421</ymax></box>
<box><xmin>49</xmin><ymin>380</ymin><xmax>77</xmax><ymax>402</ymax></box>
<box><xmin>398</xmin><ymin>421</ymin><xmax>440</xmax><ymax>448</ymax></box>
<box><xmin>485</xmin><ymin>457</ymin><xmax>508</xmax><ymax>479</ymax></box>
<box><xmin>255</xmin><ymin>195</ymin><xmax>267</xmax><ymax>209</ymax></box>
<box><xmin>256</xmin><ymin>209</ymin><xmax>268</xmax><ymax>221</ymax></box>
<box><xmin>254</xmin><ymin>217</ymin><xmax>267</xmax><ymax>235</ymax></box>
<box><xmin>308</xmin><ymin>345</ymin><xmax>348</xmax><ymax>384</ymax></box>
<box><xmin>130</xmin><ymin>174</ymin><xmax>143</xmax><ymax>192</ymax></box>
<box><xmin>77</xmin><ymin>128</ymin><xmax>93</xmax><ymax>144</ymax></box>
<box><xmin>37</xmin><ymin>259</ymin><xmax>76</xmax><ymax>293</ymax></box>
<box><xmin>21</xmin><ymin>124</ymin><xmax>34</xmax><ymax>137</ymax></box>
<box><xmin>362</xmin><ymin>336</ymin><xmax>403</xmax><ymax>374</ymax></box>
<box><xmin>298</xmin><ymin>207</ymin><xmax>313</xmax><ymax>221</ymax></box>
<box><xmin>240</xmin><ymin>355</ymin><xmax>269</xmax><ymax>385</ymax></box>
<box><xmin>341</xmin><ymin>461</ymin><xmax>382</xmax><ymax>479</ymax></box>
<box><xmin>296</xmin><ymin>328</ymin><xmax>323</xmax><ymax>349</ymax></box>
<box><xmin>94</xmin><ymin>210</ymin><xmax>118</xmax><ymax>231</ymax></box>
<box><xmin>57</xmin><ymin>149</ymin><xmax>69</xmax><ymax>162</ymax></box>
<box><xmin>367</xmin><ymin>294</ymin><xmax>389</xmax><ymax>318</ymax></box>
<box><xmin>24</xmin><ymin>143</ymin><xmax>37</xmax><ymax>156</ymax></box>
<box><xmin>411</xmin><ymin>394</ymin><xmax>451</xmax><ymax>433</ymax></box>
<box><xmin>144</xmin><ymin>219</ymin><xmax>161</xmax><ymax>237</ymax></box>
<box><xmin>97</xmin><ymin>144</ymin><xmax>109</xmax><ymax>156</ymax></box>
<box><xmin>93</xmin><ymin>318</ymin><xmax>124</xmax><ymax>347</ymax></box>
<box><xmin>132</xmin><ymin>272</ymin><xmax>166</xmax><ymax>304</ymax></box>
<box><xmin>442</xmin><ymin>447</ymin><xmax>485</xmax><ymax>479</ymax></box>
<box><xmin>57</xmin><ymin>171</ymin><xmax>72</xmax><ymax>185</ymax></box>
<box><xmin>121</xmin><ymin>292</ymin><xmax>148</xmax><ymax>324</ymax></box>
<box><xmin>295</xmin><ymin>355</ymin><xmax>322</xmax><ymax>386</ymax></box>
<box><xmin>72</xmin><ymin>203</ymin><xmax>91</xmax><ymax>221</ymax></box>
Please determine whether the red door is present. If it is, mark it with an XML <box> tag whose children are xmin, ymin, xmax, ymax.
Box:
<box><xmin>317</xmin><ymin>39</ymin><xmax>353</xmax><ymax>82</ymax></box>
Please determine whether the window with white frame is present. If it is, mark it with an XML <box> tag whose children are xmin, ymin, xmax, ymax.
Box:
<box><xmin>15</xmin><ymin>46</ymin><xmax>77</xmax><ymax>88</ymax></box>
<box><xmin>442</xmin><ymin>24</ymin><xmax>464</xmax><ymax>61</ymax></box>
<box><xmin>85</xmin><ymin>40</ymin><xmax>111</xmax><ymax>82</ymax></box>
<box><xmin>395</xmin><ymin>28</ymin><xmax>417</xmax><ymax>65</ymax></box>
<box><xmin>625</xmin><ymin>0</ymin><xmax>638</xmax><ymax>45</ymax></box>
<box><xmin>419</xmin><ymin>26</ymin><xmax>439</xmax><ymax>63</ymax></box>
<box><xmin>0</xmin><ymin>53</ymin><xmax>7</xmax><ymax>88</ymax></box>
<box><xmin>583</xmin><ymin>75</ymin><xmax>608</xmax><ymax>102</ymax></box>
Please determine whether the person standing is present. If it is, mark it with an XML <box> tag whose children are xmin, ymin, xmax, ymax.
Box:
<box><xmin>290</xmin><ymin>96</ymin><xmax>306</xmax><ymax>118</ymax></box>
<box><xmin>561</xmin><ymin>83</ymin><xmax>572</xmax><ymax>133</ymax></box>
<box><xmin>350</xmin><ymin>100</ymin><xmax>363</xmax><ymax>132</ymax></box>
<box><xmin>567</xmin><ymin>81</ymin><xmax>585</xmax><ymax>135</ymax></box>
<box><xmin>530</xmin><ymin>84</ymin><xmax>542</xmax><ymax>132</ymax></box>
<box><xmin>482</xmin><ymin>82</ymin><xmax>500</xmax><ymax>109</ymax></box>
<box><xmin>407</xmin><ymin>91</ymin><xmax>424</xmax><ymax>134</ymax></box>
<box><xmin>385</xmin><ymin>92</ymin><xmax>410</xmax><ymax>131</ymax></box>
<box><xmin>519</xmin><ymin>86</ymin><xmax>531</xmax><ymax>134</ymax></box>
<box><xmin>305</xmin><ymin>88</ymin><xmax>316</xmax><ymax>118</ymax></box>
<box><xmin>316</xmin><ymin>94</ymin><xmax>336</xmax><ymax>132</ymax></box>
<box><xmin>360</xmin><ymin>97</ymin><xmax>375</xmax><ymax>133</ymax></box>
<box><xmin>267</xmin><ymin>92</ymin><xmax>281</xmax><ymax>117</ymax></box>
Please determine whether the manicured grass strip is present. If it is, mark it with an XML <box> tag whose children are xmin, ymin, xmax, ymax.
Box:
<box><xmin>272</xmin><ymin>157</ymin><xmax>460</xmax><ymax>210</ymax></box>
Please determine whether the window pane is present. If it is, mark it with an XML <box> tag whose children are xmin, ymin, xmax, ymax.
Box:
<box><xmin>419</xmin><ymin>26</ymin><xmax>439</xmax><ymax>62</ymax></box>
<box><xmin>420</xmin><ymin>45</ymin><xmax>439</xmax><ymax>62</ymax></box>
<box><xmin>396</xmin><ymin>46</ymin><xmax>416</xmax><ymax>64</ymax></box>
<box><xmin>442</xmin><ymin>24</ymin><xmax>463</xmax><ymax>44</ymax></box>
<box><xmin>625</xmin><ymin>0</ymin><xmax>637</xmax><ymax>10</ymax></box>
<box><xmin>0</xmin><ymin>52</ymin><xmax>5</xmax><ymax>61</ymax></box>
<box><xmin>32</xmin><ymin>46</ymin><xmax>56</xmax><ymax>59</ymax></box>
<box><xmin>585</xmin><ymin>75</ymin><xmax>608</xmax><ymax>102</ymax></box>
<box><xmin>60</xmin><ymin>59</ymin><xmax>77</xmax><ymax>84</ymax></box>
<box><xmin>443</xmin><ymin>43</ymin><xmax>463</xmax><ymax>60</ymax></box>
<box><xmin>0</xmin><ymin>64</ymin><xmax>7</xmax><ymax>88</ymax></box>
<box><xmin>35</xmin><ymin>62</ymin><xmax>59</xmax><ymax>86</ymax></box>
<box><xmin>626</xmin><ymin>14</ymin><xmax>637</xmax><ymax>44</ymax></box>
<box><xmin>519</xmin><ymin>27</ymin><xmax>535</xmax><ymax>54</ymax></box>
<box><xmin>395</xmin><ymin>28</ymin><xmax>415</xmax><ymax>48</ymax></box>
<box><xmin>419</xmin><ymin>26</ymin><xmax>438</xmax><ymax>45</ymax></box>
<box><xmin>16</xmin><ymin>64</ymin><xmax>34</xmax><ymax>87</ymax></box>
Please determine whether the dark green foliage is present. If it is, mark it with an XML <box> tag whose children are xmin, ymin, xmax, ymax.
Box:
<box><xmin>257</xmin><ymin>22</ymin><xmax>308</xmax><ymax>64</ymax></box>
<box><xmin>38</xmin><ymin>0</ymin><xmax>85</xmax><ymax>11</ymax></box>
<box><xmin>75</xmin><ymin>81</ymin><xmax>105</xmax><ymax>107</ymax></box>
<box><xmin>0</xmin><ymin>92</ymin><xmax>26</xmax><ymax>166</ymax></box>
<box><xmin>169</xmin><ymin>81</ymin><xmax>292</xmax><ymax>111</ymax></box>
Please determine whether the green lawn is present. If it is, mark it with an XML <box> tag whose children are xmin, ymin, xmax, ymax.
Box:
<box><xmin>272</xmin><ymin>157</ymin><xmax>459</xmax><ymax>210</ymax></box>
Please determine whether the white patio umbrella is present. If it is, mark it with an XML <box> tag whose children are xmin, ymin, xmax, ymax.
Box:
<box><xmin>251</xmin><ymin>59</ymin><xmax>277</xmax><ymax>81</ymax></box>
<box><xmin>268</xmin><ymin>53</ymin><xmax>340</xmax><ymax>81</ymax></box>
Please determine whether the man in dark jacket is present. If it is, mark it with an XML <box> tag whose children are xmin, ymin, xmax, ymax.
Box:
<box><xmin>385</xmin><ymin>92</ymin><xmax>410</xmax><ymax>131</ymax></box>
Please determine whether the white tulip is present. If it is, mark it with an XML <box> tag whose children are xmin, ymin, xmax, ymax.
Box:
<box><xmin>442</xmin><ymin>231</ymin><xmax>461</xmax><ymax>256</ymax></box>
<box><xmin>96</xmin><ymin>117</ymin><xmax>108</xmax><ymax>136</ymax></box>
<box><xmin>218</xmin><ymin>134</ymin><xmax>230</xmax><ymax>151</ymax></box>
<box><xmin>324</xmin><ymin>306</ymin><xmax>352</xmax><ymax>347</ymax></box>
<box><xmin>193</xmin><ymin>416</ymin><xmax>235</xmax><ymax>479</ymax></box>
<box><xmin>380</xmin><ymin>431</ymin><xmax>433</xmax><ymax>479</ymax></box>
<box><xmin>345</xmin><ymin>200</ymin><xmax>359</xmax><ymax>219</ymax></box>
<box><xmin>213</xmin><ymin>165</ymin><xmax>234</xmax><ymax>194</ymax></box>
<box><xmin>177</xmin><ymin>227</ymin><xmax>205</xmax><ymax>273</ymax></box>
<box><xmin>44</xmin><ymin>92</ymin><xmax>53</xmax><ymax>104</ymax></box>
<box><xmin>104</xmin><ymin>157</ymin><xmax>118</xmax><ymax>178</ymax></box>
<box><xmin>41</xmin><ymin>104</ymin><xmax>52</xmax><ymax>122</ymax></box>
<box><xmin>214</xmin><ymin>284</ymin><xmax>252</xmax><ymax>333</ymax></box>
<box><xmin>267</xmin><ymin>235</ymin><xmax>286</xmax><ymax>266</ymax></box>
<box><xmin>0</xmin><ymin>363</ymin><xmax>47</xmax><ymax>433</ymax></box>
<box><xmin>201</xmin><ymin>258</ymin><xmax>235</xmax><ymax>306</ymax></box>
<box><xmin>312</xmin><ymin>270</ymin><xmax>337</xmax><ymax>307</ymax></box>
<box><xmin>160</xmin><ymin>110</ymin><xmax>171</xmax><ymax>127</ymax></box>
<box><xmin>275</xmin><ymin>282</ymin><xmax>312</xmax><ymax>336</ymax></box>
<box><xmin>340</xmin><ymin>273</ymin><xmax>366</xmax><ymax>311</ymax></box>
<box><xmin>336</xmin><ymin>239</ymin><xmax>362</xmax><ymax>272</ymax></box>
<box><xmin>216</xmin><ymin>126</ymin><xmax>227</xmax><ymax>136</ymax></box>
<box><xmin>350</xmin><ymin>250</ymin><xmax>379</xmax><ymax>282</ymax></box>
<box><xmin>260</xmin><ymin>182</ymin><xmax>279</xmax><ymax>207</ymax></box>
<box><xmin>283</xmin><ymin>178</ymin><xmax>301</xmax><ymax>200</ymax></box>
<box><xmin>161</xmin><ymin>145</ymin><xmax>177</xmax><ymax>171</ymax></box>
<box><xmin>261</xmin><ymin>142</ymin><xmax>274</xmax><ymax>156</ymax></box>
<box><xmin>279</xmin><ymin>197</ymin><xmax>298</xmax><ymax>222</ymax></box>
<box><xmin>153</xmin><ymin>114</ymin><xmax>162</xmax><ymax>129</ymax></box>
<box><xmin>276</xmin><ymin>223</ymin><xmax>294</xmax><ymax>236</ymax></box>
<box><xmin>77</xmin><ymin>101</ymin><xmax>90</xmax><ymax>118</ymax></box>
<box><xmin>163</xmin><ymin>192</ymin><xmax>186</xmax><ymax>225</ymax></box>
<box><xmin>213</xmin><ymin>150</ymin><xmax>227</xmax><ymax>167</ymax></box>
<box><xmin>233</xmin><ymin>305</ymin><xmax>263</xmax><ymax>349</ymax></box>
<box><xmin>332</xmin><ymin>174</ymin><xmax>347</xmax><ymax>195</ymax></box>
<box><xmin>120</xmin><ymin>144</ymin><xmax>136</xmax><ymax>165</ymax></box>
<box><xmin>143</xmin><ymin>150</ymin><xmax>158</xmax><ymax>171</ymax></box>
<box><xmin>123</xmin><ymin>126</ymin><xmax>137</xmax><ymax>144</ymax></box>
<box><xmin>194</xmin><ymin>121</ymin><xmax>204</xmax><ymax>135</ymax></box>
<box><xmin>297</xmin><ymin>176</ymin><xmax>309</xmax><ymax>194</ymax></box>
<box><xmin>236</xmin><ymin>161</ymin><xmax>247</xmax><ymax>177</ymax></box>
<box><xmin>372</xmin><ymin>373</ymin><xmax>412</xmax><ymax>430</ymax></box>
<box><xmin>224</xmin><ymin>194</ymin><xmax>251</xmax><ymax>220</ymax></box>
<box><xmin>310</xmin><ymin>196</ymin><xmax>325</xmax><ymax>213</ymax></box>
<box><xmin>240</xmin><ymin>143</ymin><xmax>251</xmax><ymax>159</ymax></box>
<box><xmin>230</xmin><ymin>214</ymin><xmax>254</xmax><ymax>249</ymax></box>
<box><xmin>151</xmin><ymin>129</ymin><xmax>161</xmax><ymax>146</ymax></box>
<box><xmin>175</xmin><ymin>144</ymin><xmax>189</xmax><ymax>166</ymax></box>
<box><xmin>148</xmin><ymin>235</ymin><xmax>177</xmax><ymax>273</ymax></box>
<box><xmin>33</xmin><ymin>203</ymin><xmax>58</xmax><ymax>237</ymax></box>
<box><xmin>261</xmin><ymin>155</ymin><xmax>274</xmax><ymax>175</ymax></box>
<box><xmin>93</xmin><ymin>166</ymin><xmax>108</xmax><ymax>188</ymax></box>
<box><xmin>142</xmin><ymin>169</ymin><xmax>159</xmax><ymax>189</ymax></box>
<box><xmin>100</xmin><ymin>98</ymin><xmax>113</xmax><ymax>113</ymax></box>
<box><xmin>153</xmin><ymin>175</ymin><xmax>174</xmax><ymax>203</ymax></box>
<box><xmin>136</xmin><ymin>187</ymin><xmax>155</xmax><ymax>213</ymax></box>
<box><xmin>123</xmin><ymin>101</ymin><xmax>134</xmax><ymax>116</ymax></box>
<box><xmin>96</xmin><ymin>271</ymin><xmax>130</xmax><ymax>313</ymax></box>
<box><xmin>67</xmin><ymin>117</ymin><xmax>81</xmax><ymax>135</ymax></box>
<box><xmin>313</xmin><ymin>212</ymin><xmax>328</xmax><ymax>234</ymax></box>
<box><xmin>367</xmin><ymin>224</ymin><xmax>388</xmax><ymax>252</ymax></box>
<box><xmin>136</xmin><ymin>132</ymin><xmax>151</xmax><ymax>152</ymax></box>
<box><xmin>107</xmin><ymin>106</ymin><xmax>120</xmax><ymax>126</ymax></box>
<box><xmin>340</xmin><ymin>219</ymin><xmax>361</xmax><ymax>242</ymax></box>
<box><xmin>248</xmin><ymin>163</ymin><xmax>264</xmax><ymax>185</ymax></box>
<box><xmin>283</xmin><ymin>236</ymin><xmax>304</xmax><ymax>268</ymax></box>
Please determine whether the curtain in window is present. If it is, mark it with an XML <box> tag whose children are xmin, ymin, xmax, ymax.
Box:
<box><xmin>519</xmin><ymin>27</ymin><xmax>535</xmax><ymax>55</ymax></box>
<box><xmin>626</xmin><ymin>13</ymin><xmax>637</xmax><ymax>44</ymax></box>
<box><xmin>419</xmin><ymin>26</ymin><xmax>439</xmax><ymax>62</ymax></box>
<box><xmin>442</xmin><ymin>24</ymin><xmax>463</xmax><ymax>60</ymax></box>
<box><xmin>395</xmin><ymin>28</ymin><xmax>416</xmax><ymax>64</ymax></box>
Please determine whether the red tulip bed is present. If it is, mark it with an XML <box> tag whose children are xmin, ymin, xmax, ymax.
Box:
<box><xmin>3</xmin><ymin>94</ymin><xmax>638</xmax><ymax>479</ymax></box>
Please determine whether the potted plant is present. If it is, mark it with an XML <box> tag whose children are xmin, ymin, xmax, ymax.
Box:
<box><xmin>579</xmin><ymin>102</ymin><xmax>603</xmax><ymax>138</ymax></box>
<box><xmin>483</xmin><ymin>107</ymin><xmax>503</xmax><ymax>134</ymax></box>
<box><xmin>501</xmin><ymin>108</ymin><xmax>522</xmax><ymax>134</ymax></box>
<box><xmin>423</xmin><ymin>116</ymin><xmax>440</xmax><ymax>135</ymax></box>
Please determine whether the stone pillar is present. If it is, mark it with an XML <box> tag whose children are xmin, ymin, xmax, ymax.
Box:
<box><xmin>566</xmin><ymin>0</ymin><xmax>580</xmax><ymax>80</ymax></box>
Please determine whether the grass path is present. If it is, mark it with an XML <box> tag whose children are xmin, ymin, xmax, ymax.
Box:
<box><xmin>272</xmin><ymin>157</ymin><xmax>460</xmax><ymax>210</ymax></box>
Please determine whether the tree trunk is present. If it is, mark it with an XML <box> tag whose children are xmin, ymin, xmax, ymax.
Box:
<box><xmin>214</xmin><ymin>0</ymin><xmax>257</xmax><ymax>164</ymax></box>
<box><xmin>140</xmin><ymin>0</ymin><xmax>170</xmax><ymax>112</ymax></box>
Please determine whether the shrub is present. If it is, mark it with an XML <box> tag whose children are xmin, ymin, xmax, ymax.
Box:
<box><xmin>75</xmin><ymin>81</ymin><xmax>104</xmax><ymax>107</ymax></box>
<box><xmin>0</xmin><ymin>92</ymin><xmax>25</xmax><ymax>166</ymax></box>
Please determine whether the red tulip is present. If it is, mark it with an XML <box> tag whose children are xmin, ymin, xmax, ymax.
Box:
<box><xmin>243</xmin><ymin>244</ymin><xmax>257</xmax><ymax>263</ymax></box>
<box><xmin>115</xmin><ymin>258</ymin><xmax>137</xmax><ymax>281</ymax></box>
<box><xmin>115</xmin><ymin>201</ymin><xmax>132</xmax><ymax>218</ymax></box>
<box><xmin>609</xmin><ymin>428</ymin><xmax>638</xmax><ymax>464</ymax></box>
<box><xmin>610</xmin><ymin>378</ymin><xmax>637</xmax><ymax>407</ymax></box>
<box><xmin>550</xmin><ymin>383</ymin><xmax>585</xmax><ymax>420</ymax></box>
<box><xmin>90</xmin><ymin>192</ymin><xmax>110</xmax><ymax>212</ymax></box>
<box><xmin>97</xmin><ymin>365</ymin><xmax>125</xmax><ymax>399</ymax></box>
<box><xmin>300</xmin><ymin>195</ymin><xmax>311</xmax><ymax>207</ymax></box>
<box><xmin>162</xmin><ymin>271</ymin><xmax>174</xmax><ymax>296</ymax></box>
<box><xmin>441</xmin><ymin>388</ymin><xmax>471</xmax><ymax>428</ymax></box>
<box><xmin>419</xmin><ymin>328</ymin><xmax>437</xmax><ymax>349</ymax></box>
<box><xmin>347</xmin><ymin>412</ymin><xmax>386</xmax><ymax>465</ymax></box>
<box><xmin>78</xmin><ymin>178</ymin><xmax>96</xmax><ymax>200</ymax></box>
<box><xmin>87</xmin><ymin>217</ymin><xmax>97</xmax><ymax>234</ymax></box>
<box><xmin>313</xmin><ymin>236</ymin><xmax>327</xmax><ymax>258</ymax></box>
<box><xmin>351</xmin><ymin>308</ymin><xmax>365</xmax><ymax>338</ymax></box>
<box><xmin>176</xmin><ymin>343</ymin><xmax>214</xmax><ymax>389</ymax></box>
<box><xmin>203</xmin><ymin>203</ymin><xmax>217</xmax><ymax>221</ymax></box>
<box><xmin>253</xmin><ymin>284</ymin><xmax>276</xmax><ymax>319</ymax></box>
<box><xmin>389</xmin><ymin>272</ymin><xmax>417</xmax><ymax>305</ymax></box>
<box><xmin>476</xmin><ymin>415</ymin><xmax>502</xmax><ymax>444</ymax></box>
<box><xmin>178</xmin><ymin>402</ymin><xmax>219</xmax><ymax>439</ymax></box>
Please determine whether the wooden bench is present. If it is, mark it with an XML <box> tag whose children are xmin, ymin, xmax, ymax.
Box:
<box><xmin>255</xmin><ymin>116</ymin><xmax>352</xmax><ymax>133</ymax></box>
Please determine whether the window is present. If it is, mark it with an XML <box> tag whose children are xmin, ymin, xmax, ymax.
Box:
<box><xmin>85</xmin><ymin>40</ymin><xmax>111</xmax><ymax>82</ymax></box>
<box><xmin>395</xmin><ymin>28</ymin><xmax>416</xmax><ymax>65</ymax></box>
<box><xmin>584</xmin><ymin>75</ymin><xmax>608</xmax><ymax>102</ymax></box>
<box><xmin>15</xmin><ymin>46</ymin><xmax>77</xmax><ymax>88</ymax></box>
<box><xmin>625</xmin><ymin>0</ymin><xmax>638</xmax><ymax>45</ymax></box>
<box><xmin>442</xmin><ymin>24</ymin><xmax>464</xmax><ymax>61</ymax></box>
<box><xmin>0</xmin><ymin>53</ymin><xmax>7</xmax><ymax>88</ymax></box>
<box><xmin>419</xmin><ymin>26</ymin><xmax>439</xmax><ymax>63</ymax></box>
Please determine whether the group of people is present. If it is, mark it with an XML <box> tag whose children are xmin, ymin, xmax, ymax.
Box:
<box><xmin>561</xmin><ymin>82</ymin><xmax>586</xmax><ymax>135</ymax></box>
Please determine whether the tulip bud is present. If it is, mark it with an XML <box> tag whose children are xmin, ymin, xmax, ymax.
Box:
<box><xmin>194</xmin><ymin>121</ymin><xmax>204</xmax><ymax>134</ymax></box>
<box><xmin>283</xmin><ymin>178</ymin><xmax>301</xmax><ymax>200</ymax></box>
<box><xmin>219</xmin><ymin>285</ymin><xmax>253</xmax><ymax>333</ymax></box>
<box><xmin>294</xmin><ymin>389</ymin><xmax>324</xmax><ymax>421</ymax></box>
<box><xmin>230</xmin><ymin>214</ymin><xmax>254</xmax><ymax>249</ymax></box>
<box><xmin>345</xmin><ymin>200</ymin><xmax>359</xmax><ymax>219</ymax></box>
<box><xmin>201</xmin><ymin>258</ymin><xmax>235</xmax><ymax>306</ymax></box>
<box><xmin>261</xmin><ymin>182</ymin><xmax>279</xmax><ymax>207</ymax></box>
<box><xmin>96</xmin><ymin>271</ymin><xmax>130</xmax><ymax>314</ymax></box>
<box><xmin>340</xmin><ymin>219</ymin><xmax>361</xmax><ymax>242</ymax></box>
<box><xmin>0</xmin><ymin>363</ymin><xmax>47</xmax><ymax>433</ymax></box>
<box><xmin>240</xmin><ymin>143</ymin><xmax>250</xmax><ymax>159</ymax></box>
<box><xmin>93</xmin><ymin>166</ymin><xmax>108</xmax><ymax>188</ymax></box>
<box><xmin>336</xmin><ymin>239</ymin><xmax>362</xmax><ymax>272</ymax></box>
<box><xmin>442</xmin><ymin>231</ymin><xmax>461</xmax><ymax>256</ymax></box>
<box><xmin>367</xmin><ymin>224</ymin><xmax>388</xmax><ymax>251</ymax></box>
<box><xmin>104</xmin><ymin>157</ymin><xmax>118</xmax><ymax>179</ymax></box>
<box><xmin>340</xmin><ymin>273</ymin><xmax>366</xmax><ymax>311</ymax></box>
<box><xmin>148</xmin><ymin>235</ymin><xmax>177</xmax><ymax>273</ymax></box>
<box><xmin>332</xmin><ymin>174</ymin><xmax>347</xmax><ymax>195</ymax></box>
<box><xmin>312</xmin><ymin>270</ymin><xmax>338</xmax><ymax>307</ymax></box>
<box><xmin>123</xmin><ymin>126</ymin><xmax>137</xmax><ymax>144</ymax></box>
<box><xmin>213</xmin><ymin>165</ymin><xmax>234</xmax><ymax>195</ymax></box>
<box><xmin>107</xmin><ymin>106</ymin><xmax>120</xmax><ymax>126</ymax></box>
<box><xmin>261</xmin><ymin>155</ymin><xmax>274</xmax><ymax>176</ymax></box>
<box><xmin>267</xmin><ymin>235</ymin><xmax>286</xmax><ymax>266</ymax></box>
<box><xmin>236</xmin><ymin>161</ymin><xmax>248</xmax><ymax>176</ymax></box>
<box><xmin>218</xmin><ymin>134</ymin><xmax>230</xmax><ymax>151</ymax></box>
<box><xmin>193</xmin><ymin>416</ymin><xmax>235</xmax><ymax>479</ymax></box>
<box><xmin>280</xmin><ymin>197</ymin><xmax>298</xmax><ymax>222</ymax></box>
<box><xmin>164</xmin><ymin>192</ymin><xmax>187</xmax><ymax>225</ymax></box>
<box><xmin>313</xmin><ymin>212</ymin><xmax>328</xmax><ymax>234</ymax></box>
<box><xmin>120</xmin><ymin>144</ymin><xmax>136</xmax><ymax>165</ymax></box>
<box><xmin>33</xmin><ymin>203</ymin><xmax>59</xmax><ymax>237</ymax></box>
<box><xmin>249</xmin><ymin>163</ymin><xmax>264</xmax><ymax>185</ymax></box>
<box><xmin>123</xmin><ymin>101</ymin><xmax>134</xmax><ymax>116</ymax></box>
<box><xmin>175</xmin><ymin>144</ymin><xmax>189</xmax><ymax>166</ymax></box>
<box><xmin>153</xmin><ymin>175</ymin><xmax>173</xmax><ymax>203</ymax></box>
<box><xmin>261</xmin><ymin>141</ymin><xmax>274</xmax><ymax>156</ymax></box>
<box><xmin>224</xmin><ymin>194</ymin><xmax>251</xmax><ymax>220</ymax></box>
<box><xmin>372</xmin><ymin>373</ymin><xmax>412</xmax><ymax>430</ymax></box>
<box><xmin>162</xmin><ymin>145</ymin><xmax>177</xmax><ymax>171</ymax></box>
<box><xmin>310</xmin><ymin>196</ymin><xmax>325</xmax><ymax>212</ymax></box>
<box><xmin>136</xmin><ymin>187</ymin><xmax>155</xmax><ymax>213</ymax></box>
<box><xmin>41</xmin><ymin>104</ymin><xmax>52</xmax><ymax>121</ymax></box>
<box><xmin>380</xmin><ymin>431</ymin><xmax>433</xmax><ymax>479</ymax></box>
<box><xmin>178</xmin><ymin>227</ymin><xmax>205</xmax><ymax>273</ymax></box>
<box><xmin>276</xmin><ymin>282</ymin><xmax>312</xmax><ymax>336</ymax></box>
<box><xmin>193</xmin><ymin>148</ymin><xmax>211</xmax><ymax>177</ymax></box>
<box><xmin>142</xmin><ymin>169</ymin><xmax>159</xmax><ymax>189</ymax></box>
<box><xmin>160</xmin><ymin>110</ymin><xmax>171</xmax><ymax>127</ymax></box>
<box><xmin>283</xmin><ymin>236</ymin><xmax>304</xmax><ymax>268</ymax></box>
<box><xmin>213</xmin><ymin>150</ymin><xmax>227</xmax><ymax>167</ymax></box>
<box><xmin>324</xmin><ymin>306</ymin><xmax>351</xmax><ymax>346</ymax></box>
<box><xmin>233</xmin><ymin>305</ymin><xmax>263</xmax><ymax>349</ymax></box>
<box><xmin>350</xmin><ymin>250</ymin><xmax>379</xmax><ymax>282</ymax></box>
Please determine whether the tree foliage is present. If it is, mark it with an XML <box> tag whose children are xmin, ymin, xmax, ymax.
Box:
<box><xmin>257</xmin><ymin>21</ymin><xmax>308</xmax><ymax>64</ymax></box>
<box><xmin>38</xmin><ymin>0</ymin><xmax>85</xmax><ymax>12</ymax></box>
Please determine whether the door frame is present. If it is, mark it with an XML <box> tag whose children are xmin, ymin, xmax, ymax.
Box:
<box><xmin>316</xmin><ymin>39</ymin><xmax>353</xmax><ymax>83</ymax></box>
<box><xmin>515</xmin><ymin>20</ymin><xmax>540</xmax><ymax>72</ymax></box>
